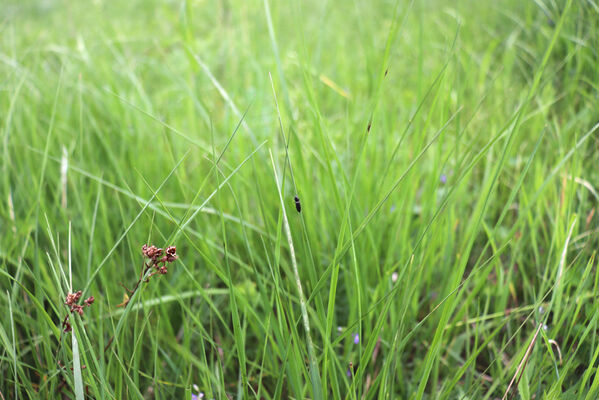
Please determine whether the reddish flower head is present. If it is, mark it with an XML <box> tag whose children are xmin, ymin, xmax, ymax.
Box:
<box><xmin>142</xmin><ymin>244</ymin><xmax>163</xmax><ymax>261</ymax></box>
<box><xmin>65</xmin><ymin>291</ymin><xmax>82</xmax><ymax>307</ymax></box>
<box><xmin>63</xmin><ymin>290</ymin><xmax>95</xmax><ymax>331</ymax></box>
<box><xmin>164</xmin><ymin>246</ymin><xmax>178</xmax><ymax>263</ymax></box>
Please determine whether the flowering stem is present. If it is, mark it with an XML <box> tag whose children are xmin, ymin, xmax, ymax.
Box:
<box><xmin>103</xmin><ymin>245</ymin><xmax>177</xmax><ymax>355</ymax></box>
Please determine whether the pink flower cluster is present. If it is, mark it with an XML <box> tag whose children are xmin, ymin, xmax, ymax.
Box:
<box><xmin>63</xmin><ymin>290</ymin><xmax>95</xmax><ymax>332</ymax></box>
<box><xmin>142</xmin><ymin>244</ymin><xmax>178</xmax><ymax>275</ymax></box>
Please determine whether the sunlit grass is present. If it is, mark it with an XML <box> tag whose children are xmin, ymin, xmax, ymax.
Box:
<box><xmin>1</xmin><ymin>0</ymin><xmax>598</xmax><ymax>398</ymax></box>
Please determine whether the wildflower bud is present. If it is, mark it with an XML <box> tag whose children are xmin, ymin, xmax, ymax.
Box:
<box><xmin>165</xmin><ymin>246</ymin><xmax>178</xmax><ymax>263</ymax></box>
<box><xmin>142</xmin><ymin>244</ymin><xmax>163</xmax><ymax>261</ymax></box>
<box><xmin>159</xmin><ymin>266</ymin><xmax>168</xmax><ymax>274</ymax></box>
<box><xmin>63</xmin><ymin>321</ymin><xmax>72</xmax><ymax>332</ymax></box>
<box><xmin>71</xmin><ymin>304</ymin><xmax>84</xmax><ymax>316</ymax></box>
<box><xmin>65</xmin><ymin>290</ymin><xmax>83</xmax><ymax>306</ymax></box>
<box><xmin>84</xmin><ymin>296</ymin><xmax>95</xmax><ymax>306</ymax></box>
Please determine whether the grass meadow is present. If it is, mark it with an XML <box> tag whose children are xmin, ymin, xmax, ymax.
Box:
<box><xmin>1</xmin><ymin>0</ymin><xmax>599</xmax><ymax>398</ymax></box>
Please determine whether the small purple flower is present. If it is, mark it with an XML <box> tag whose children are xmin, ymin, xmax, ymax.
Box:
<box><xmin>353</xmin><ymin>333</ymin><xmax>360</xmax><ymax>344</ymax></box>
<box><xmin>390</xmin><ymin>205</ymin><xmax>396</xmax><ymax>212</ymax></box>
<box><xmin>346</xmin><ymin>368</ymin><xmax>352</xmax><ymax>378</ymax></box>
<box><xmin>440</xmin><ymin>174</ymin><xmax>447</xmax><ymax>184</ymax></box>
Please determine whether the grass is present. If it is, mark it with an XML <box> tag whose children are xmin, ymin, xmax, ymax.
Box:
<box><xmin>1</xmin><ymin>0</ymin><xmax>598</xmax><ymax>398</ymax></box>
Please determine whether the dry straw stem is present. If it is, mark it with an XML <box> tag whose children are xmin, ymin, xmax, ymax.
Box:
<box><xmin>502</xmin><ymin>322</ymin><xmax>543</xmax><ymax>400</ymax></box>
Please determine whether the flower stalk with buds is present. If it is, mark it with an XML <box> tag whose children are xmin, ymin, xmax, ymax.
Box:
<box><xmin>62</xmin><ymin>290</ymin><xmax>95</xmax><ymax>332</ymax></box>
